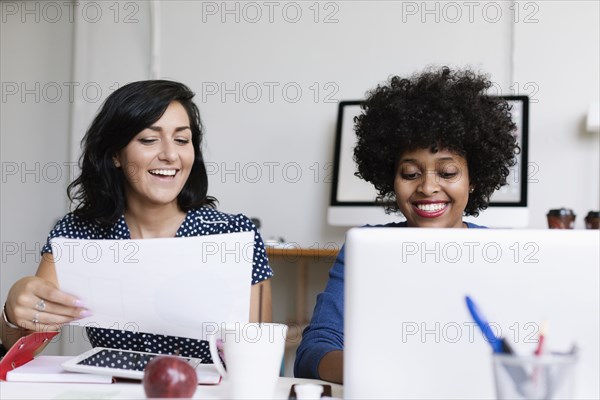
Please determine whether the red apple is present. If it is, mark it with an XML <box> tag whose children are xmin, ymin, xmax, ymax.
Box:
<box><xmin>143</xmin><ymin>356</ymin><xmax>198</xmax><ymax>398</ymax></box>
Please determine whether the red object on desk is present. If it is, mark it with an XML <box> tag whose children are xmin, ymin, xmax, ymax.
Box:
<box><xmin>0</xmin><ymin>331</ymin><xmax>59</xmax><ymax>380</ymax></box>
<box><xmin>534</xmin><ymin>321</ymin><xmax>547</xmax><ymax>356</ymax></box>
<box><xmin>534</xmin><ymin>334</ymin><xmax>545</xmax><ymax>356</ymax></box>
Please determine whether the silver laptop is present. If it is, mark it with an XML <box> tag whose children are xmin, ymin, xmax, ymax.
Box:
<box><xmin>344</xmin><ymin>228</ymin><xmax>599</xmax><ymax>399</ymax></box>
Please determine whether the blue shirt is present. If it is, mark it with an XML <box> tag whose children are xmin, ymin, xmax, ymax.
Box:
<box><xmin>294</xmin><ymin>221</ymin><xmax>486</xmax><ymax>379</ymax></box>
<box><xmin>42</xmin><ymin>207</ymin><xmax>273</xmax><ymax>362</ymax></box>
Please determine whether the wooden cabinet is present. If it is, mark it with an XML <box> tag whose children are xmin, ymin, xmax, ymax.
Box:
<box><xmin>266</xmin><ymin>247</ymin><xmax>338</xmax><ymax>325</ymax></box>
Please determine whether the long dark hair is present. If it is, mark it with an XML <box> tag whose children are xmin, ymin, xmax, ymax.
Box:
<box><xmin>68</xmin><ymin>80</ymin><xmax>217</xmax><ymax>225</ymax></box>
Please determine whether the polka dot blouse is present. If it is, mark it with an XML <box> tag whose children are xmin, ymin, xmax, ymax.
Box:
<box><xmin>41</xmin><ymin>207</ymin><xmax>273</xmax><ymax>363</ymax></box>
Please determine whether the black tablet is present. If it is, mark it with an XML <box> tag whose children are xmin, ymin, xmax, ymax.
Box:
<box><xmin>61</xmin><ymin>347</ymin><xmax>220</xmax><ymax>384</ymax></box>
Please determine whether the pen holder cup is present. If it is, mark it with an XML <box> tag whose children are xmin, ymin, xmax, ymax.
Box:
<box><xmin>492</xmin><ymin>354</ymin><xmax>578</xmax><ymax>400</ymax></box>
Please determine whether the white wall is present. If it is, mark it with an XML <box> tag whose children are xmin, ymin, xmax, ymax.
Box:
<box><xmin>0</xmin><ymin>0</ymin><xmax>152</xmax><ymax>354</ymax></box>
<box><xmin>1</xmin><ymin>0</ymin><xmax>74</xmax><ymax>354</ymax></box>
<box><xmin>1</xmin><ymin>0</ymin><xmax>598</xmax><ymax>357</ymax></box>
<box><xmin>68</xmin><ymin>0</ymin><xmax>518</xmax><ymax>247</ymax></box>
<box><xmin>514</xmin><ymin>1</ymin><xmax>600</xmax><ymax>227</ymax></box>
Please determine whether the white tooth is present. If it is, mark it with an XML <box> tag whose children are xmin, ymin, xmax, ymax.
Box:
<box><xmin>417</xmin><ymin>203</ymin><xmax>445</xmax><ymax>211</ymax></box>
<box><xmin>150</xmin><ymin>169</ymin><xmax>176</xmax><ymax>176</ymax></box>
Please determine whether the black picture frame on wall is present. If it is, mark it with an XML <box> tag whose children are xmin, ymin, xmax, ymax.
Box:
<box><xmin>328</xmin><ymin>96</ymin><xmax>530</xmax><ymax>227</ymax></box>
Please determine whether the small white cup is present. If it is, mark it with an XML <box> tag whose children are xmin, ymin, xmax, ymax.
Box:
<box><xmin>492</xmin><ymin>353</ymin><xmax>578</xmax><ymax>399</ymax></box>
<box><xmin>208</xmin><ymin>322</ymin><xmax>288</xmax><ymax>399</ymax></box>
<box><xmin>294</xmin><ymin>383</ymin><xmax>324</xmax><ymax>400</ymax></box>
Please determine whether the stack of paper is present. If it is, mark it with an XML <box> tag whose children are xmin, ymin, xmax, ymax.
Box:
<box><xmin>6</xmin><ymin>356</ymin><xmax>112</xmax><ymax>384</ymax></box>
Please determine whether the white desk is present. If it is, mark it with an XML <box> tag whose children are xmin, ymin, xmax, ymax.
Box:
<box><xmin>0</xmin><ymin>377</ymin><xmax>342</xmax><ymax>399</ymax></box>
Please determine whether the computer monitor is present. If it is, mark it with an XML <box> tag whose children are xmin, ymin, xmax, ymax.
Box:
<box><xmin>328</xmin><ymin>96</ymin><xmax>530</xmax><ymax>228</ymax></box>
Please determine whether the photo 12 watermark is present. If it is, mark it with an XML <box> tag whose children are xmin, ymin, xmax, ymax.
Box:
<box><xmin>265</xmin><ymin>241</ymin><xmax>340</xmax><ymax>263</ymax></box>
<box><xmin>49</xmin><ymin>240</ymin><xmax>141</xmax><ymax>264</ymax></box>
<box><xmin>1</xmin><ymin>239</ymin><xmax>258</xmax><ymax>265</ymax></box>
<box><xmin>2</xmin><ymin>241</ymin><xmax>45</xmax><ymax>264</ymax></box>
<box><xmin>1</xmin><ymin>1</ymin><xmax>141</xmax><ymax>24</ymax></box>
<box><xmin>0</xmin><ymin>240</ymin><xmax>142</xmax><ymax>265</ymax></box>
<box><xmin>1</xmin><ymin>81</ymin><xmax>121</xmax><ymax>104</ymax></box>
<box><xmin>1</xmin><ymin>162</ymin><xmax>78</xmax><ymax>184</ymax></box>
<box><xmin>400</xmin><ymin>1</ymin><xmax>540</xmax><ymax>24</ymax></box>
<box><xmin>400</xmin><ymin>320</ymin><xmax>540</xmax><ymax>345</ymax></box>
<box><xmin>489</xmin><ymin>81</ymin><xmax>540</xmax><ymax>104</ymax></box>
<box><xmin>19</xmin><ymin>320</ymin><xmax>306</xmax><ymax>346</ymax></box>
<box><xmin>200</xmin><ymin>241</ymin><xmax>255</xmax><ymax>264</ymax></box>
<box><xmin>400</xmin><ymin>240</ymin><xmax>540</xmax><ymax>264</ymax></box>
<box><xmin>199</xmin><ymin>81</ymin><xmax>339</xmax><ymax>104</ymax></box>
<box><xmin>509</xmin><ymin>161</ymin><xmax>539</xmax><ymax>185</ymax></box>
<box><xmin>199</xmin><ymin>1</ymin><xmax>340</xmax><ymax>24</ymax></box>
<box><xmin>206</xmin><ymin>161</ymin><xmax>333</xmax><ymax>184</ymax></box>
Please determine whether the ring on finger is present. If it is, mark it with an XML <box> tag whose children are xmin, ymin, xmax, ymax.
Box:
<box><xmin>35</xmin><ymin>299</ymin><xmax>46</xmax><ymax>312</ymax></box>
<box><xmin>32</xmin><ymin>312</ymin><xmax>40</xmax><ymax>324</ymax></box>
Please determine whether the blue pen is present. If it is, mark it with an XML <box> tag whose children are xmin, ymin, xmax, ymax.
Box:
<box><xmin>465</xmin><ymin>295</ymin><xmax>513</xmax><ymax>354</ymax></box>
<box><xmin>466</xmin><ymin>295</ymin><xmax>528</xmax><ymax>395</ymax></box>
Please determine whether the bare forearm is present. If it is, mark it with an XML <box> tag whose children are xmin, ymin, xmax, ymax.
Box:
<box><xmin>317</xmin><ymin>350</ymin><xmax>343</xmax><ymax>384</ymax></box>
<box><xmin>2</xmin><ymin>256</ymin><xmax>82</xmax><ymax>351</ymax></box>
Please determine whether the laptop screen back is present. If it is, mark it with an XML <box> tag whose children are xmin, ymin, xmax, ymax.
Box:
<box><xmin>344</xmin><ymin>228</ymin><xmax>599</xmax><ymax>399</ymax></box>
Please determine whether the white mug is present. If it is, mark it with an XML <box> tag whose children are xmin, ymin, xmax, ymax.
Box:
<box><xmin>208</xmin><ymin>322</ymin><xmax>288</xmax><ymax>399</ymax></box>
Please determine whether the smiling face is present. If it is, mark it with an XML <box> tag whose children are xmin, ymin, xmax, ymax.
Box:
<box><xmin>114</xmin><ymin>101</ymin><xmax>194</xmax><ymax>211</ymax></box>
<box><xmin>394</xmin><ymin>148</ymin><xmax>471</xmax><ymax>228</ymax></box>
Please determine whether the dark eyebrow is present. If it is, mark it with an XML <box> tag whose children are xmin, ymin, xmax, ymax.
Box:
<box><xmin>399</xmin><ymin>156</ymin><xmax>457</xmax><ymax>163</ymax></box>
<box><xmin>147</xmin><ymin>126</ymin><xmax>191</xmax><ymax>132</ymax></box>
<box><xmin>398</xmin><ymin>158</ymin><xmax>418</xmax><ymax>164</ymax></box>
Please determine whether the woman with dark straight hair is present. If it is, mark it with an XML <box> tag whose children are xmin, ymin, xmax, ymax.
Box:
<box><xmin>68</xmin><ymin>80</ymin><xmax>217</xmax><ymax>224</ymax></box>
<box><xmin>1</xmin><ymin>80</ymin><xmax>273</xmax><ymax>361</ymax></box>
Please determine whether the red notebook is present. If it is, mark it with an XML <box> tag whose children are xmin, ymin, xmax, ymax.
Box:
<box><xmin>0</xmin><ymin>331</ymin><xmax>59</xmax><ymax>380</ymax></box>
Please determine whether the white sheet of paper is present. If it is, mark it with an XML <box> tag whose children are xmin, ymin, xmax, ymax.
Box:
<box><xmin>52</xmin><ymin>231</ymin><xmax>254</xmax><ymax>341</ymax></box>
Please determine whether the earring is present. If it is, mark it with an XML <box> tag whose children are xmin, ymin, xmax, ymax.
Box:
<box><xmin>114</xmin><ymin>161</ymin><xmax>121</xmax><ymax>168</ymax></box>
<box><xmin>469</xmin><ymin>187</ymin><xmax>474</xmax><ymax>193</ymax></box>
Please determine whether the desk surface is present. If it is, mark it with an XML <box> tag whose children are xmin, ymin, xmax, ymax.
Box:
<box><xmin>0</xmin><ymin>377</ymin><xmax>342</xmax><ymax>399</ymax></box>
<box><xmin>266</xmin><ymin>247</ymin><xmax>339</xmax><ymax>258</ymax></box>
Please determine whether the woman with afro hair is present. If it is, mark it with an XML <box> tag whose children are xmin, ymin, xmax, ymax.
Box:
<box><xmin>294</xmin><ymin>66</ymin><xmax>519</xmax><ymax>383</ymax></box>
